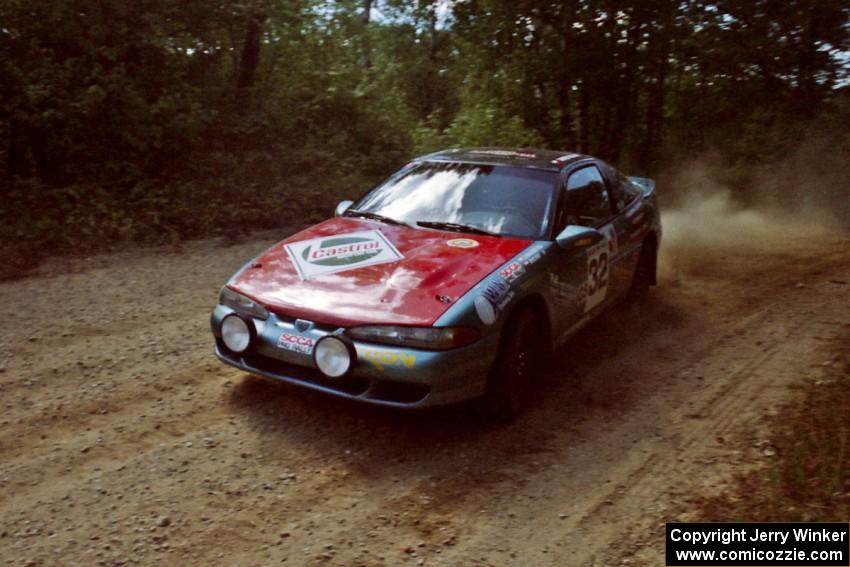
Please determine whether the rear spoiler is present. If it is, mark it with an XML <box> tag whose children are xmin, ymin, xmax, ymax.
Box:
<box><xmin>627</xmin><ymin>176</ymin><xmax>655</xmax><ymax>197</ymax></box>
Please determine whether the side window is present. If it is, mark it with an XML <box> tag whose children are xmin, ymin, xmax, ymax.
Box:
<box><xmin>564</xmin><ymin>166</ymin><xmax>611</xmax><ymax>227</ymax></box>
<box><xmin>617</xmin><ymin>170</ymin><xmax>640</xmax><ymax>205</ymax></box>
<box><xmin>601</xmin><ymin>163</ymin><xmax>625</xmax><ymax>212</ymax></box>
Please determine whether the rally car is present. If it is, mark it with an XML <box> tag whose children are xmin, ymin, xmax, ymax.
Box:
<box><xmin>211</xmin><ymin>148</ymin><xmax>661</xmax><ymax>419</ymax></box>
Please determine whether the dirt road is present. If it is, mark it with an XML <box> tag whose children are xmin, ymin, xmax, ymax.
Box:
<box><xmin>1</xmin><ymin>214</ymin><xmax>848</xmax><ymax>566</ymax></box>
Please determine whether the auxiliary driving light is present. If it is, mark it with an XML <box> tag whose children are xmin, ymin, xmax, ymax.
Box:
<box><xmin>313</xmin><ymin>335</ymin><xmax>356</xmax><ymax>378</ymax></box>
<box><xmin>221</xmin><ymin>314</ymin><xmax>255</xmax><ymax>354</ymax></box>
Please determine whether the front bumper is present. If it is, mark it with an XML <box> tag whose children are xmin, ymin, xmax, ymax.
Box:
<box><xmin>211</xmin><ymin>305</ymin><xmax>496</xmax><ymax>408</ymax></box>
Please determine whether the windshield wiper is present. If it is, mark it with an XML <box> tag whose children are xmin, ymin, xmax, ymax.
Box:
<box><xmin>345</xmin><ymin>210</ymin><xmax>409</xmax><ymax>227</ymax></box>
<box><xmin>416</xmin><ymin>220</ymin><xmax>500</xmax><ymax>237</ymax></box>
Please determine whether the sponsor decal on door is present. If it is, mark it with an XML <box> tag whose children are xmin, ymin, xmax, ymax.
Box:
<box><xmin>584</xmin><ymin>226</ymin><xmax>617</xmax><ymax>312</ymax></box>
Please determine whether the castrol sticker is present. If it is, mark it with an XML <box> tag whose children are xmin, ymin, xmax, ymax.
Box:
<box><xmin>284</xmin><ymin>230</ymin><xmax>403</xmax><ymax>280</ymax></box>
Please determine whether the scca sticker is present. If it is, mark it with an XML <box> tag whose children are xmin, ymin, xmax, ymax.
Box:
<box><xmin>499</xmin><ymin>262</ymin><xmax>525</xmax><ymax>282</ymax></box>
<box><xmin>277</xmin><ymin>333</ymin><xmax>314</xmax><ymax>355</ymax></box>
<box><xmin>284</xmin><ymin>230</ymin><xmax>403</xmax><ymax>280</ymax></box>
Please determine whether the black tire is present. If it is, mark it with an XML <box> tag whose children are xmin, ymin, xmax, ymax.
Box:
<box><xmin>483</xmin><ymin>309</ymin><xmax>543</xmax><ymax>421</ymax></box>
<box><xmin>626</xmin><ymin>238</ymin><xmax>655</xmax><ymax>302</ymax></box>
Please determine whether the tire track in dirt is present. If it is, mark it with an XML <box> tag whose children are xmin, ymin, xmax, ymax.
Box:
<box><xmin>0</xmin><ymin>230</ymin><xmax>847</xmax><ymax>566</ymax></box>
<box><xmin>554</xmin><ymin>289</ymin><xmax>838</xmax><ymax>566</ymax></box>
<box><xmin>389</xmin><ymin>237</ymin><xmax>850</xmax><ymax>566</ymax></box>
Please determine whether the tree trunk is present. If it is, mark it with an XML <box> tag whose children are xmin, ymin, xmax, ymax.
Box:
<box><xmin>641</xmin><ymin>13</ymin><xmax>672</xmax><ymax>173</ymax></box>
<box><xmin>795</xmin><ymin>2</ymin><xmax>820</xmax><ymax>115</ymax></box>
<box><xmin>606</xmin><ymin>14</ymin><xmax>641</xmax><ymax>164</ymax></box>
<box><xmin>237</xmin><ymin>15</ymin><xmax>264</xmax><ymax>90</ymax></box>
<box><xmin>6</xmin><ymin>118</ymin><xmax>30</xmax><ymax>178</ymax></box>
<box><xmin>578</xmin><ymin>80</ymin><xmax>590</xmax><ymax>154</ymax></box>
<box><xmin>557</xmin><ymin>86</ymin><xmax>573</xmax><ymax>151</ymax></box>
<box><xmin>359</xmin><ymin>0</ymin><xmax>372</xmax><ymax>69</ymax></box>
<box><xmin>429</xmin><ymin>3</ymin><xmax>439</xmax><ymax>62</ymax></box>
<box><xmin>557</xmin><ymin>6</ymin><xmax>575</xmax><ymax>149</ymax></box>
<box><xmin>642</xmin><ymin>64</ymin><xmax>668</xmax><ymax>172</ymax></box>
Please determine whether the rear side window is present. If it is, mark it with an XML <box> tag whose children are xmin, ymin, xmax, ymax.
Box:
<box><xmin>564</xmin><ymin>166</ymin><xmax>611</xmax><ymax>227</ymax></box>
<box><xmin>616</xmin><ymin>170</ymin><xmax>640</xmax><ymax>205</ymax></box>
<box><xmin>600</xmin><ymin>162</ymin><xmax>638</xmax><ymax>212</ymax></box>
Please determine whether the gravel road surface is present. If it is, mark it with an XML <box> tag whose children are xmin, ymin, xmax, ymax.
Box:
<box><xmin>1</xmin><ymin>215</ymin><xmax>848</xmax><ymax>566</ymax></box>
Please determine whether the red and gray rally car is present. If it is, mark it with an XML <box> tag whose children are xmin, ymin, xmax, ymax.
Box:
<box><xmin>211</xmin><ymin>148</ymin><xmax>661</xmax><ymax>418</ymax></box>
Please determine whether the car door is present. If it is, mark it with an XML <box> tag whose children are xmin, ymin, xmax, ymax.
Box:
<box><xmin>549</xmin><ymin>164</ymin><xmax>618</xmax><ymax>342</ymax></box>
<box><xmin>601</xmin><ymin>163</ymin><xmax>644</xmax><ymax>297</ymax></box>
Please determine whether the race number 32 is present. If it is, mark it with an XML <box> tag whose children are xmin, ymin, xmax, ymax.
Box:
<box><xmin>585</xmin><ymin>241</ymin><xmax>610</xmax><ymax>311</ymax></box>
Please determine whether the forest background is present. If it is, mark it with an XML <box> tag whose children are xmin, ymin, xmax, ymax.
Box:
<box><xmin>2</xmin><ymin>0</ymin><xmax>848</xmax><ymax>275</ymax></box>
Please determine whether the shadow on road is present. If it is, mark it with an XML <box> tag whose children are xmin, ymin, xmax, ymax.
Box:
<box><xmin>223</xmin><ymin>292</ymin><xmax>691</xmax><ymax>493</ymax></box>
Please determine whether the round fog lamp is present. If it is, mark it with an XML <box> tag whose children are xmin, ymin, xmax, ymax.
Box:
<box><xmin>314</xmin><ymin>335</ymin><xmax>355</xmax><ymax>378</ymax></box>
<box><xmin>221</xmin><ymin>314</ymin><xmax>254</xmax><ymax>353</ymax></box>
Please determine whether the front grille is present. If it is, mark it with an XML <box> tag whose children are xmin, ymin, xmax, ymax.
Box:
<box><xmin>242</xmin><ymin>351</ymin><xmax>372</xmax><ymax>396</ymax></box>
<box><xmin>367</xmin><ymin>380</ymin><xmax>430</xmax><ymax>404</ymax></box>
<box><xmin>217</xmin><ymin>340</ymin><xmax>431</xmax><ymax>405</ymax></box>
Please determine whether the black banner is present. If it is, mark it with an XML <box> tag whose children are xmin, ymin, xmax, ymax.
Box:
<box><xmin>666</xmin><ymin>523</ymin><xmax>849</xmax><ymax>566</ymax></box>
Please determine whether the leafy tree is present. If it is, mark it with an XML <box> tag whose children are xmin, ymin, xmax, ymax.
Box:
<box><xmin>0</xmin><ymin>0</ymin><xmax>847</xmax><ymax>273</ymax></box>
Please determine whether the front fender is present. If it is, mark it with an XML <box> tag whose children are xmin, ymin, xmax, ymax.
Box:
<box><xmin>434</xmin><ymin>241</ymin><xmax>555</xmax><ymax>355</ymax></box>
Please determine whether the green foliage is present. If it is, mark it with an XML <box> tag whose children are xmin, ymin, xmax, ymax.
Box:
<box><xmin>443</xmin><ymin>98</ymin><xmax>545</xmax><ymax>150</ymax></box>
<box><xmin>410</xmin><ymin>113</ymin><xmax>447</xmax><ymax>155</ymax></box>
<box><xmin>0</xmin><ymin>172</ymin><xmax>365</xmax><ymax>279</ymax></box>
<box><xmin>412</xmin><ymin>97</ymin><xmax>544</xmax><ymax>155</ymax></box>
<box><xmin>0</xmin><ymin>0</ymin><xmax>848</xmax><ymax>277</ymax></box>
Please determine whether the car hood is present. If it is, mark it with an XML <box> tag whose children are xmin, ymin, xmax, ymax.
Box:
<box><xmin>228</xmin><ymin>217</ymin><xmax>532</xmax><ymax>327</ymax></box>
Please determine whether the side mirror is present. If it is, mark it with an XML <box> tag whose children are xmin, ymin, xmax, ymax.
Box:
<box><xmin>335</xmin><ymin>200</ymin><xmax>354</xmax><ymax>217</ymax></box>
<box><xmin>555</xmin><ymin>225</ymin><xmax>604</xmax><ymax>250</ymax></box>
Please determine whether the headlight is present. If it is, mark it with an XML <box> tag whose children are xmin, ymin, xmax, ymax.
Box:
<box><xmin>221</xmin><ymin>314</ymin><xmax>255</xmax><ymax>354</ymax></box>
<box><xmin>314</xmin><ymin>335</ymin><xmax>356</xmax><ymax>378</ymax></box>
<box><xmin>219</xmin><ymin>286</ymin><xmax>269</xmax><ymax>320</ymax></box>
<box><xmin>347</xmin><ymin>325</ymin><xmax>480</xmax><ymax>350</ymax></box>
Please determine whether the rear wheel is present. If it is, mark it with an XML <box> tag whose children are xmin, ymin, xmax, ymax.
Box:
<box><xmin>483</xmin><ymin>309</ymin><xmax>543</xmax><ymax>421</ymax></box>
<box><xmin>627</xmin><ymin>237</ymin><xmax>656</xmax><ymax>302</ymax></box>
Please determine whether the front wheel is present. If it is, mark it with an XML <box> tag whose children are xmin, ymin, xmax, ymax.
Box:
<box><xmin>482</xmin><ymin>309</ymin><xmax>543</xmax><ymax>421</ymax></box>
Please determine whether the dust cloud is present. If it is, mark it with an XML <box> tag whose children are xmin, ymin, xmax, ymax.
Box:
<box><xmin>656</xmin><ymin>154</ymin><xmax>846</xmax><ymax>280</ymax></box>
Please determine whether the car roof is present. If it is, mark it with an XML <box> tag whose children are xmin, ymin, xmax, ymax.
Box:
<box><xmin>416</xmin><ymin>147</ymin><xmax>590</xmax><ymax>171</ymax></box>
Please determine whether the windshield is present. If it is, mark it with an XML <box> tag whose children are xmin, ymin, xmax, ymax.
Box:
<box><xmin>349</xmin><ymin>161</ymin><xmax>557</xmax><ymax>240</ymax></box>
